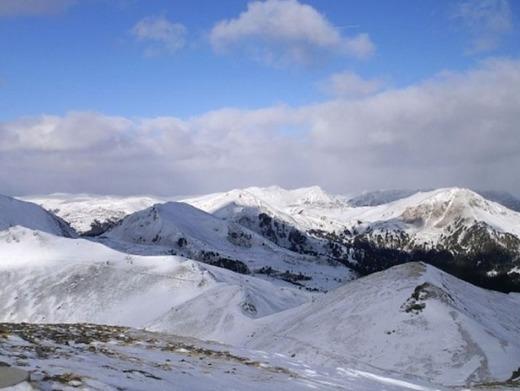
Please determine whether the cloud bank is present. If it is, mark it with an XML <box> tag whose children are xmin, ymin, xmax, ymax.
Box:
<box><xmin>2</xmin><ymin>58</ymin><xmax>519</xmax><ymax>196</ymax></box>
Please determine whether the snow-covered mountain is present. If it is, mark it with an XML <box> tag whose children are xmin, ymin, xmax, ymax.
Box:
<box><xmin>0</xmin><ymin>226</ymin><xmax>308</xmax><ymax>331</ymax></box>
<box><xmin>1</xmin><ymin>228</ymin><xmax>518</xmax><ymax>388</ymax></box>
<box><xmin>243</xmin><ymin>262</ymin><xmax>520</xmax><ymax>387</ymax></box>
<box><xmin>22</xmin><ymin>186</ymin><xmax>520</xmax><ymax>291</ymax></box>
<box><xmin>324</xmin><ymin>188</ymin><xmax>520</xmax><ymax>245</ymax></box>
<box><xmin>0</xmin><ymin>194</ymin><xmax>75</xmax><ymax>237</ymax></box>
<box><xmin>185</xmin><ymin>185</ymin><xmax>342</xmax><ymax>213</ymax></box>
<box><xmin>100</xmin><ymin>201</ymin><xmax>353</xmax><ymax>291</ymax></box>
<box><xmin>183</xmin><ymin>186</ymin><xmax>520</xmax><ymax>291</ymax></box>
<box><xmin>306</xmin><ymin>188</ymin><xmax>520</xmax><ymax>290</ymax></box>
<box><xmin>22</xmin><ymin>193</ymin><xmax>166</xmax><ymax>235</ymax></box>
<box><xmin>347</xmin><ymin>188</ymin><xmax>520</xmax><ymax>212</ymax></box>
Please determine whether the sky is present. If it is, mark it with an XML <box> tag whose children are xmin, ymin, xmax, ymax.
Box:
<box><xmin>0</xmin><ymin>0</ymin><xmax>519</xmax><ymax>196</ymax></box>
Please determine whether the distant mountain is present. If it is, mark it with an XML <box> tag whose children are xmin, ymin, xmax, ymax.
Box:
<box><xmin>347</xmin><ymin>188</ymin><xmax>520</xmax><ymax>212</ymax></box>
<box><xmin>186</xmin><ymin>186</ymin><xmax>520</xmax><ymax>292</ymax></box>
<box><xmin>22</xmin><ymin>193</ymin><xmax>165</xmax><ymax>235</ymax></box>
<box><xmin>309</xmin><ymin>188</ymin><xmax>520</xmax><ymax>291</ymax></box>
<box><xmin>183</xmin><ymin>186</ymin><xmax>342</xmax><ymax>256</ymax></box>
<box><xmin>478</xmin><ymin>190</ymin><xmax>520</xmax><ymax>213</ymax></box>
<box><xmin>347</xmin><ymin>189</ymin><xmax>421</xmax><ymax>207</ymax></box>
<box><xmin>17</xmin><ymin>186</ymin><xmax>520</xmax><ymax>292</ymax></box>
<box><xmin>0</xmin><ymin>194</ymin><xmax>75</xmax><ymax>237</ymax></box>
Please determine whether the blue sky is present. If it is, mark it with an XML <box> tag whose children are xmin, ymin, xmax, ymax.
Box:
<box><xmin>0</xmin><ymin>0</ymin><xmax>519</xmax><ymax>196</ymax></box>
<box><xmin>1</xmin><ymin>0</ymin><xmax>518</xmax><ymax>120</ymax></box>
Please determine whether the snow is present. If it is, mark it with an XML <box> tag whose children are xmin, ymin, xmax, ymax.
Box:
<box><xmin>0</xmin><ymin>195</ymin><xmax>74</xmax><ymax>237</ymax></box>
<box><xmin>3</xmin><ymin>188</ymin><xmax>520</xmax><ymax>389</ymax></box>
<box><xmin>0</xmin><ymin>227</ymin><xmax>308</xmax><ymax>332</ymax></box>
<box><xmin>1</xmin><ymin>225</ymin><xmax>518</xmax><ymax>387</ymax></box>
<box><xmin>21</xmin><ymin>186</ymin><xmax>520</xmax><ymax>253</ymax></box>
<box><xmin>245</xmin><ymin>187</ymin><xmax>520</xmax><ymax>246</ymax></box>
<box><xmin>21</xmin><ymin>193</ymin><xmax>166</xmax><ymax>234</ymax></box>
<box><xmin>241</xmin><ymin>262</ymin><xmax>520</xmax><ymax>386</ymax></box>
<box><xmin>100</xmin><ymin>201</ymin><xmax>353</xmax><ymax>291</ymax></box>
<box><xmin>0</xmin><ymin>323</ymin><xmax>446</xmax><ymax>391</ymax></box>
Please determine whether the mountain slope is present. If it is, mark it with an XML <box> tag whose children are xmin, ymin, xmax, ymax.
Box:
<box><xmin>0</xmin><ymin>195</ymin><xmax>74</xmax><ymax>237</ymax></box>
<box><xmin>0</xmin><ymin>226</ymin><xmax>310</xmax><ymax>344</ymax></box>
<box><xmin>243</xmin><ymin>262</ymin><xmax>520</xmax><ymax>387</ymax></box>
<box><xmin>101</xmin><ymin>201</ymin><xmax>353</xmax><ymax>291</ymax></box>
<box><xmin>0</xmin><ymin>211</ymin><xmax>519</xmax><ymax>387</ymax></box>
<box><xmin>0</xmin><ymin>323</ymin><xmax>445</xmax><ymax>391</ymax></box>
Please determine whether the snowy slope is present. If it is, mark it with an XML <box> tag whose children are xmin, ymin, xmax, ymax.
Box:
<box><xmin>101</xmin><ymin>201</ymin><xmax>353</xmax><ymax>291</ymax></box>
<box><xmin>243</xmin><ymin>262</ymin><xmax>520</xmax><ymax>386</ymax></box>
<box><xmin>0</xmin><ymin>227</ymin><xmax>308</xmax><ymax>333</ymax></box>
<box><xmin>21</xmin><ymin>193</ymin><xmax>165</xmax><ymax>234</ymax></box>
<box><xmin>0</xmin><ymin>323</ymin><xmax>445</xmax><ymax>391</ymax></box>
<box><xmin>0</xmin><ymin>219</ymin><xmax>519</xmax><ymax>387</ymax></box>
<box><xmin>0</xmin><ymin>195</ymin><xmax>74</xmax><ymax>237</ymax></box>
<box><xmin>1</xmin><ymin>230</ymin><xmax>518</xmax><ymax>388</ymax></box>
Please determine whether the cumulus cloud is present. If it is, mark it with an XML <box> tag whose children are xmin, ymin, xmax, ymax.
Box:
<box><xmin>132</xmin><ymin>16</ymin><xmax>187</xmax><ymax>55</ymax></box>
<box><xmin>454</xmin><ymin>0</ymin><xmax>513</xmax><ymax>53</ymax></box>
<box><xmin>2</xmin><ymin>58</ymin><xmax>520</xmax><ymax>196</ymax></box>
<box><xmin>319</xmin><ymin>71</ymin><xmax>384</xmax><ymax>97</ymax></box>
<box><xmin>209</xmin><ymin>0</ymin><xmax>375</xmax><ymax>66</ymax></box>
<box><xmin>0</xmin><ymin>0</ymin><xmax>76</xmax><ymax>16</ymax></box>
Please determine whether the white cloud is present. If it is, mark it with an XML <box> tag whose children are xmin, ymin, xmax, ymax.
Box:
<box><xmin>320</xmin><ymin>71</ymin><xmax>384</xmax><ymax>97</ymax></box>
<box><xmin>132</xmin><ymin>16</ymin><xmax>187</xmax><ymax>55</ymax></box>
<box><xmin>0</xmin><ymin>112</ymin><xmax>132</xmax><ymax>152</ymax></box>
<box><xmin>343</xmin><ymin>33</ymin><xmax>375</xmax><ymax>60</ymax></box>
<box><xmin>0</xmin><ymin>0</ymin><xmax>75</xmax><ymax>16</ymax></box>
<box><xmin>2</xmin><ymin>58</ymin><xmax>520</xmax><ymax>196</ymax></box>
<box><xmin>209</xmin><ymin>0</ymin><xmax>375</xmax><ymax>66</ymax></box>
<box><xmin>454</xmin><ymin>0</ymin><xmax>513</xmax><ymax>53</ymax></box>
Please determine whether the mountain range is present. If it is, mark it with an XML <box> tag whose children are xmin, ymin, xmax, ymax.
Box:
<box><xmin>2</xmin><ymin>186</ymin><xmax>520</xmax><ymax>389</ymax></box>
